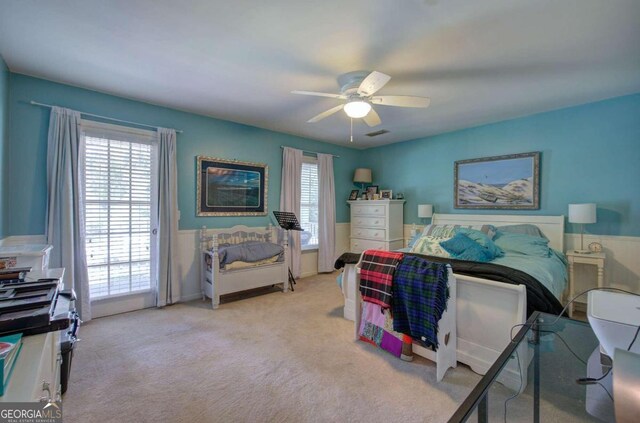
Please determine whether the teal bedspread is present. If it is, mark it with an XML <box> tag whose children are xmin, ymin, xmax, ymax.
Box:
<box><xmin>491</xmin><ymin>249</ymin><xmax>568</xmax><ymax>300</ymax></box>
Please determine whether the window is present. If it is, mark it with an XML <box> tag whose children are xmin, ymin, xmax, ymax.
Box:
<box><xmin>83</xmin><ymin>122</ymin><xmax>157</xmax><ymax>299</ymax></box>
<box><xmin>300</xmin><ymin>158</ymin><xmax>319</xmax><ymax>249</ymax></box>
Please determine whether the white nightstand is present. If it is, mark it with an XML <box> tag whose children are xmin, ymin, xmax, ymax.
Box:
<box><xmin>566</xmin><ymin>251</ymin><xmax>605</xmax><ymax>317</ymax></box>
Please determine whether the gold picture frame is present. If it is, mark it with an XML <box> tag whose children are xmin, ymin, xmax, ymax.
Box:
<box><xmin>196</xmin><ymin>156</ymin><xmax>268</xmax><ymax>216</ymax></box>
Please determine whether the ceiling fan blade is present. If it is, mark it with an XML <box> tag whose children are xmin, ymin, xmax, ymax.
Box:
<box><xmin>291</xmin><ymin>90</ymin><xmax>345</xmax><ymax>99</ymax></box>
<box><xmin>308</xmin><ymin>104</ymin><xmax>344</xmax><ymax>123</ymax></box>
<box><xmin>370</xmin><ymin>95</ymin><xmax>431</xmax><ymax>108</ymax></box>
<box><xmin>362</xmin><ymin>107</ymin><xmax>381</xmax><ymax>127</ymax></box>
<box><xmin>357</xmin><ymin>71</ymin><xmax>391</xmax><ymax>96</ymax></box>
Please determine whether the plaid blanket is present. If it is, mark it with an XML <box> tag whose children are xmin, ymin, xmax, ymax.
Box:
<box><xmin>392</xmin><ymin>256</ymin><xmax>449</xmax><ymax>350</ymax></box>
<box><xmin>359</xmin><ymin>250</ymin><xmax>404</xmax><ymax>309</ymax></box>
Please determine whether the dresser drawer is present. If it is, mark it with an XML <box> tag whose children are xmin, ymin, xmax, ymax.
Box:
<box><xmin>351</xmin><ymin>228</ymin><xmax>386</xmax><ymax>240</ymax></box>
<box><xmin>351</xmin><ymin>204</ymin><xmax>386</xmax><ymax>217</ymax></box>
<box><xmin>351</xmin><ymin>216</ymin><xmax>385</xmax><ymax>228</ymax></box>
<box><xmin>350</xmin><ymin>239</ymin><xmax>388</xmax><ymax>253</ymax></box>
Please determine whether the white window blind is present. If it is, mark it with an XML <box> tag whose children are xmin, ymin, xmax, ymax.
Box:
<box><xmin>83</xmin><ymin>125</ymin><xmax>155</xmax><ymax>299</ymax></box>
<box><xmin>300</xmin><ymin>159</ymin><xmax>319</xmax><ymax>248</ymax></box>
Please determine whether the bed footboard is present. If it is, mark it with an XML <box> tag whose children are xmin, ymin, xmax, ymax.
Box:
<box><xmin>345</xmin><ymin>259</ymin><xmax>527</xmax><ymax>388</ymax></box>
<box><xmin>353</xmin><ymin>256</ymin><xmax>458</xmax><ymax>382</ymax></box>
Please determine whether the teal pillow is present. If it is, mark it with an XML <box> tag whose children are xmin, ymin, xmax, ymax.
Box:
<box><xmin>455</xmin><ymin>228</ymin><xmax>504</xmax><ymax>258</ymax></box>
<box><xmin>440</xmin><ymin>233</ymin><xmax>493</xmax><ymax>262</ymax></box>
<box><xmin>493</xmin><ymin>230</ymin><xmax>550</xmax><ymax>257</ymax></box>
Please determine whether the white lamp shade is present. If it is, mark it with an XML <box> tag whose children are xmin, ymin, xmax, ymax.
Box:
<box><xmin>353</xmin><ymin>168</ymin><xmax>372</xmax><ymax>183</ymax></box>
<box><xmin>344</xmin><ymin>101</ymin><xmax>372</xmax><ymax>118</ymax></box>
<box><xmin>568</xmin><ymin>203</ymin><xmax>597</xmax><ymax>224</ymax></box>
<box><xmin>418</xmin><ymin>204</ymin><xmax>433</xmax><ymax>218</ymax></box>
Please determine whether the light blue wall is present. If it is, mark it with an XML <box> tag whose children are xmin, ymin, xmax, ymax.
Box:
<box><xmin>0</xmin><ymin>55</ymin><xmax>9</xmax><ymax>238</ymax></box>
<box><xmin>6</xmin><ymin>72</ymin><xmax>640</xmax><ymax>238</ymax></box>
<box><xmin>364</xmin><ymin>94</ymin><xmax>640</xmax><ymax>236</ymax></box>
<box><xmin>6</xmin><ymin>73</ymin><xmax>361</xmax><ymax>236</ymax></box>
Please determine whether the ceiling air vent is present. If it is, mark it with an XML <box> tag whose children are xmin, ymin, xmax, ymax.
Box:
<box><xmin>365</xmin><ymin>129</ymin><xmax>389</xmax><ymax>137</ymax></box>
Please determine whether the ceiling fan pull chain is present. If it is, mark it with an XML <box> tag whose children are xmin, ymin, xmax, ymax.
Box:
<box><xmin>350</xmin><ymin>117</ymin><xmax>354</xmax><ymax>142</ymax></box>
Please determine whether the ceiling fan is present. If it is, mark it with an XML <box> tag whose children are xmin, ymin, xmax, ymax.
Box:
<box><xmin>292</xmin><ymin>70</ymin><xmax>430</xmax><ymax>127</ymax></box>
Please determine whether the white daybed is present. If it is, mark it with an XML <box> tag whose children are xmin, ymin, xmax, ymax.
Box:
<box><xmin>344</xmin><ymin>213</ymin><xmax>565</xmax><ymax>389</ymax></box>
<box><xmin>200</xmin><ymin>224</ymin><xmax>289</xmax><ymax>309</ymax></box>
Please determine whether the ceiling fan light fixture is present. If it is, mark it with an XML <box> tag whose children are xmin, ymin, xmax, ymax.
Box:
<box><xmin>343</xmin><ymin>100</ymin><xmax>371</xmax><ymax>118</ymax></box>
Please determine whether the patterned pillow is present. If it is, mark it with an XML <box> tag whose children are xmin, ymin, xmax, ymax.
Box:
<box><xmin>410</xmin><ymin>235</ymin><xmax>452</xmax><ymax>258</ymax></box>
<box><xmin>422</xmin><ymin>224</ymin><xmax>497</xmax><ymax>240</ymax></box>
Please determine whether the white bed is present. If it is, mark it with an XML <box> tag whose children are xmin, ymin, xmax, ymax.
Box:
<box><xmin>344</xmin><ymin>213</ymin><xmax>565</xmax><ymax>389</ymax></box>
<box><xmin>200</xmin><ymin>224</ymin><xmax>290</xmax><ymax>308</ymax></box>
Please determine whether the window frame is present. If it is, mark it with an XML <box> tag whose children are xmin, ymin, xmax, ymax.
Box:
<box><xmin>300</xmin><ymin>155</ymin><xmax>319</xmax><ymax>251</ymax></box>
<box><xmin>80</xmin><ymin>120</ymin><xmax>159</xmax><ymax>301</ymax></box>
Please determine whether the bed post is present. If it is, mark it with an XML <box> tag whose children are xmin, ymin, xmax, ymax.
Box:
<box><xmin>211</xmin><ymin>234</ymin><xmax>221</xmax><ymax>309</ymax></box>
<box><xmin>353</xmin><ymin>254</ymin><xmax>364</xmax><ymax>341</ymax></box>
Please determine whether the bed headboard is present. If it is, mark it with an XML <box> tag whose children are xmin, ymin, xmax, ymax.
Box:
<box><xmin>432</xmin><ymin>213</ymin><xmax>565</xmax><ymax>252</ymax></box>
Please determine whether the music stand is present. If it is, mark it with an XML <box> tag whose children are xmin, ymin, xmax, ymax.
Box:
<box><xmin>273</xmin><ymin>211</ymin><xmax>303</xmax><ymax>290</ymax></box>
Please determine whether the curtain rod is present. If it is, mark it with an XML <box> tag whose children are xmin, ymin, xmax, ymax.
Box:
<box><xmin>280</xmin><ymin>145</ymin><xmax>339</xmax><ymax>158</ymax></box>
<box><xmin>29</xmin><ymin>100</ymin><xmax>184</xmax><ymax>134</ymax></box>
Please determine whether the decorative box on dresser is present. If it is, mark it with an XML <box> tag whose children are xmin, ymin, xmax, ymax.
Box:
<box><xmin>348</xmin><ymin>199</ymin><xmax>405</xmax><ymax>253</ymax></box>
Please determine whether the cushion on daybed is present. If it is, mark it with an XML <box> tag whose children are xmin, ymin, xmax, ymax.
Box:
<box><xmin>217</xmin><ymin>241</ymin><xmax>284</xmax><ymax>267</ymax></box>
<box><xmin>439</xmin><ymin>233</ymin><xmax>495</xmax><ymax>262</ymax></box>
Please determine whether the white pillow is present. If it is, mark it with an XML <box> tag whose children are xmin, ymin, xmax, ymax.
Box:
<box><xmin>410</xmin><ymin>235</ymin><xmax>451</xmax><ymax>258</ymax></box>
<box><xmin>422</xmin><ymin>224</ymin><xmax>497</xmax><ymax>240</ymax></box>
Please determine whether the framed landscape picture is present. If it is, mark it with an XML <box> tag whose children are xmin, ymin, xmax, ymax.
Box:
<box><xmin>454</xmin><ymin>152</ymin><xmax>540</xmax><ymax>209</ymax></box>
<box><xmin>197</xmin><ymin>156</ymin><xmax>268</xmax><ymax>216</ymax></box>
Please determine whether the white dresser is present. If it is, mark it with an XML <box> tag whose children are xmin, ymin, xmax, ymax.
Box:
<box><xmin>348</xmin><ymin>199</ymin><xmax>405</xmax><ymax>253</ymax></box>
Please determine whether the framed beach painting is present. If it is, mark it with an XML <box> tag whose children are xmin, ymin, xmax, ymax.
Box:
<box><xmin>197</xmin><ymin>156</ymin><xmax>268</xmax><ymax>216</ymax></box>
<box><xmin>454</xmin><ymin>152</ymin><xmax>540</xmax><ymax>209</ymax></box>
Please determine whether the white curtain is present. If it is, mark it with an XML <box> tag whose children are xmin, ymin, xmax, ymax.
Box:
<box><xmin>46</xmin><ymin>107</ymin><xmax>91</xmax><ymax>321</ymax></box>
<box><xmin>317</xmin><ymin>153</ymin><xmax>336</xmax><ymax>272</ymax></box>
<box><xmin>280</xmin><ymin>147</ymin><xmax>303</xmax><ymax>278</ymax></box>
<box><xmin>156</xmin><ymin>128</ymin><xmax>180</xmax><ymax>306</ymax></box>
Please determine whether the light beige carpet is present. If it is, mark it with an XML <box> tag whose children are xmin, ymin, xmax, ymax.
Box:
<box><xmin>64</xmin><ymin>273</ymin><xmax>589</xmax><ymax>422</ymax></box>
<box><xmin>64</xmin><ymin>272</ymin><xmax>482</xmax><ymax>422</ymax></box>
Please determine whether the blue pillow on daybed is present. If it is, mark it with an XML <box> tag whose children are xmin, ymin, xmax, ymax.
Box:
<box><xmin>439</xmin><ymin>233</ymin><xmax>494</xmax><ymax>262</ymax></box>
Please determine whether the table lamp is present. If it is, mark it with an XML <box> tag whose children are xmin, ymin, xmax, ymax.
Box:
<box><xmin>568</xmin><ymin>203</ymin><xmax>596</xmax><ymax>254</ymax></box>
<box><xmin>353</xmin><ymin>168</ymin><xmax>372</xmax><ymax>192</ymax></box>
<box><xmin>418</xmin><ymin>204</ymin><xmax>433</xmax><ymax>223</ymax></box>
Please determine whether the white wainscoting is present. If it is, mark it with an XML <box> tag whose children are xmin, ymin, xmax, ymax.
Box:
<box><xmin>0</xmin><ymin>235</ymin><xmax>47</xmax><ymax>245</ymax></box>
<box><xmin>5</xmin><ymin>225</ymin><xmax>634</xmax><ymax>304</ymax></box>
<box><xmin>565</xmin><ymin>233</ymin><xmax>640</xmax><ymax>295</ymax></box>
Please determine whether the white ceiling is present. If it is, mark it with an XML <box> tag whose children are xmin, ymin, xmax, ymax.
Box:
<box><xmin>1</xmin><ymin>0</ymin><xmax>639</xmax><ymax>148</ymax></box>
